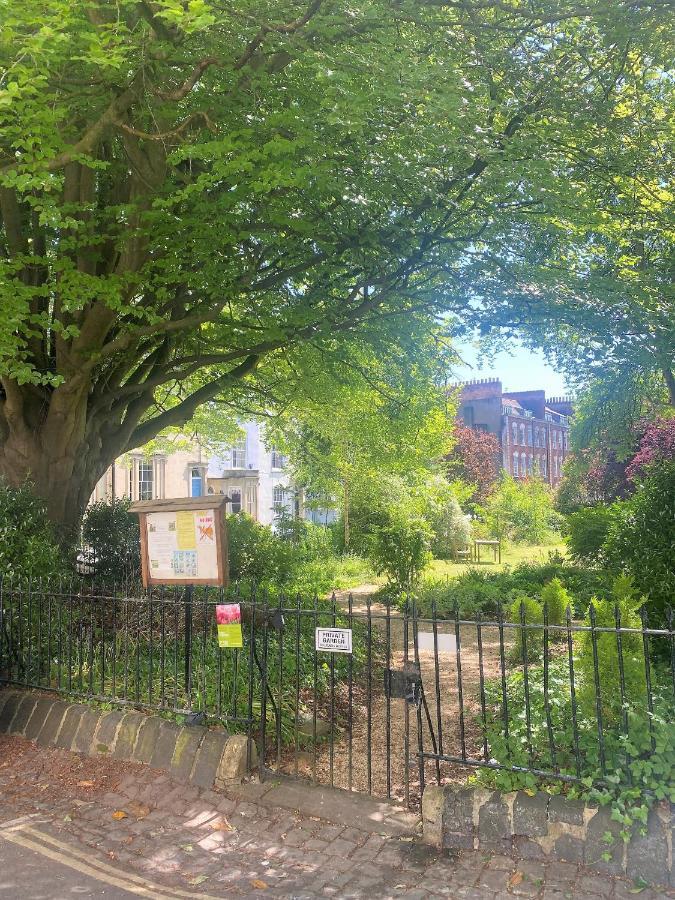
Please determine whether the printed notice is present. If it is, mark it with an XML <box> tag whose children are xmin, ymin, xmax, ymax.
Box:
<box><xmin>196</xmin><ymin>511</ymin><xmax>215</xmax><ymax>543</ymax></box>
<box><xmin>145</xmin><ymin>511</ymin><xmax>219</xmax><ymax>581</ymax></box>
<box><xmin>315</xmin><ymin>628</ymin><xmax>352</xmax><ymax>654</ymax></box>
<box><xmin>176</xmin><ymin>511</ymin><xmax>196</xmax><ymax>550</ymax></box>
<box><xmin>216</xmin><ymin>604</ymin><xmax>243</xmax><ymax>648</ymax></box>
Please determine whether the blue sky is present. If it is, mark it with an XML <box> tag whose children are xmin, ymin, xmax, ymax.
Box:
<box><xmin>452</xmin><ymin>337</ymin><xmax>571</xmax><ymax>397</ymax></box>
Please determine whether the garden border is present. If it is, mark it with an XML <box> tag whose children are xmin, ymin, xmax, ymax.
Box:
<box><xmin>422</xmin><ymin>784</ymin><xmax>674</xmax><ymax>888</ymax></box>
<box><xmin>0</xmin><ymin>688</ymin><xmax>256</xmax><ymax>791</ymax></box>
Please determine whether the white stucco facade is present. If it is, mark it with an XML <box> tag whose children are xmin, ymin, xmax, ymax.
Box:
<box><xmin>91</xmin><ymin>421</ymin><xmax>336</xmax><ymax>528</ymax></box>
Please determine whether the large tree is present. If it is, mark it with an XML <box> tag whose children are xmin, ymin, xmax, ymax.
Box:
<box><xmin>1</xmin><ymin>0</ymin><xmax>668</xmax><ymax>529</ymax></box>
<box><xmin>461</xmin><ymin>6</ymin><xmax>673</xmax><ymax>400</ymax></box>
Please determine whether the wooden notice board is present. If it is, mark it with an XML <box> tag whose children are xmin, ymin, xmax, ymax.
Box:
<box><xmin>129</xmin><ymin>497</ymin><xmax>229</xmax><ymax>588</ymax></box>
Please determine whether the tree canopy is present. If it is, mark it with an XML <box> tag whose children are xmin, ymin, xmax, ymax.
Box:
<box><xmin>1</xmin><ymin>0</ymin><xmax>671</xmax><ymax>526</ymax></box>
<box><xmin>461</xmin><ymin>6</ymin><xmax>673</xmax><ymax>400</ymax></box>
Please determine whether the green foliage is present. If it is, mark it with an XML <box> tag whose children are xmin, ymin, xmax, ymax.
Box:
<box><xmin>603</xmin><ymin>461</ymin><xmax>675</xmax><ymax>624</ymax></box>
<box><xmin>478</xmin><ymin>659</ymin><xmax>675</xmax><ymax>833</ymax></box>
<box><xmin>81</xmin><ymin>498</ymin><xmax>140</xmax><ymax>583</ymax></box>
<box><xmin>565</xmin><ymin>505</ymin><xmax>622</xmax><ymax>564</ymax></box>
<box><xmin>575</xmin><ymin>579</ymin><xmax>647</xmax><ymax>726</ymax></box>
<box><xmin>2</xmin><ymin>0</ymin><xmax>671</xmax><ymax>528</ymax></box>
<box><xmin>226</xmin><ymin>512</ymin><xmax>370</xmax><ymax>597</ymax></box>
<box><xmin>366</xmin><ymin>497</ymin><xmax>434</xmax><ymax>593</ymax></box>
<box><xmin>509</xmin><ymin>594</ymin><xmax>544</xmax><ymax>663</ymax></box>
<box><xmin>477</xmin><ymin>476</ymin><xmax>560</xmax><ymax>545</ymax></box>
<box><xmin>429</xmin><ymin>495</ymin><xmax>472</xmax><ymax>560</ymax></box>
<box><xmin>0</xmin><ymin>481</ymin><xmax>67</xmax><ymax>580</ymax></box>
<box><xmin>225</xmin><ymin>514</ymin><xmax>282</xmax><ymax>585</ymax></box>
<box><xmin>540</xmin><ymin>577</ymin><xmax>569</xmax><ymax>627</ymax></box>
<box><xmin>413</xmin><ymin>558</ymin><xmax>612</xmax><ymax>619</ymax></box>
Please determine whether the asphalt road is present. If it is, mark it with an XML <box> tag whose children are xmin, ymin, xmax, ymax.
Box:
<box><xmin>0</xmin><ymin>816</ymin><xmax>165</xmax><ymax>899</ymax></box>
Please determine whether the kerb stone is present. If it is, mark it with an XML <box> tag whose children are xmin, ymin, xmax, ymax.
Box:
<box><xmin>421</xmin><ymin>785</ymin><xmax>445</xmax><ymax>847</ymax></box>
<box><xmin>190</xmin><ymin>730</ymin><xmax>227</xmax><ymax>788</ymax></box>
<box><xmin>36</xmin><ymin>700</ymin><xmax>70</xmax><ymax>745</ymax></box>
<box><xmin>548</xmin><ymin>795</ymin><xmax>585</xmax><ymax>826</ymax></box>
<box><xmin>133</xmin><ymin>716</ymin><xmax>163</xmax><ymax>764</ymax></box>
<box><xmin>214</xmin><ymin>734</ymin><xmax>256</xmax><ymax>787</ymax></box>
<box><xmin>585</xmin><ymin>806</ymin><xmax>623</xmax><ymax>874</ymax></box>
<box><xmin>94</xmin><ymin>710</ymin><xmax>124</xmax><ymax>754</ymax></box>
<box><xmin>54</xmin><ymin>704</ymin><xmax>89</xmax><ymax>750</ymax></box>
<box><xmin>553</xmin><ymin>831</ymin><xmax>585</xmax><ymax>864</ymax></box>
<box><xmin>170</xmin><ymin>727</ymin><xmax>203</xmax><ymax>782</ymax></box>
<box><xmin>0</xmin><ymin>689</ymin><xmax>16</xmax><ymax>719</ymax></box>
<box><xmin>0</xmin><ymin>692</ymin><xmax>22</xmax><ymax>733</ymax></box>
<box><xmin>9</xmin><ymin>694</ymin><xmax>38</xmax><ymax>735</ymax></box>
<box><xmin>478</xmin><ymin>792</ymin><xmax>511</xmax><ymax>854</ymax></box>
<box><xmin>24</xmin><ymin>697</ymin><xmax>56</xmax><ymax>741</ymax></box>
<box><xmin>149</xmin><ymin>721</ymin><xmax>180</xmax><ymax>771</ymax></box>
<box><xmin>111</xmin><ymin>712</ymin><xmax>145</xmax><ymax>759</ymax></box>
<box><xmin>72</xmin><ymin>707</ymin><xmax>101</xmax><ymax>753</ymax></box>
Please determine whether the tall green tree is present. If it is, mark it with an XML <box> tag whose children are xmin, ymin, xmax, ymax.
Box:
<box><xmin>267</xmin><ymin>329</ymin><xmax>453</xmax><ymax>546</ymax></box>
<box><xmin>1</xmin><ymin>0</ymin><xmax>668</xmax><ymax>529</ymax></box>
<box><xmin>463</xmin><ymin>8</ymin><xmax>673</xmax><ymax>400</ymax></box>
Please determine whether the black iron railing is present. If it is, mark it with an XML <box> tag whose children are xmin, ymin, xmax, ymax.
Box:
<box><xmin>1</xmin><ymin>578</ymin><xmax>673</xmax><ymax>809</ymax></box>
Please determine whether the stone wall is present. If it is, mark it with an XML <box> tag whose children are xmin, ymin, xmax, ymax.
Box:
<box><xmin>422</xmin><ymin>785</ymin><xmax>674</xmax><ymax>889</ymax></box>
<box><xmin>0</xmin><ymin>688</ymin><xmax>256</xmax><ymax>791</ymax></box>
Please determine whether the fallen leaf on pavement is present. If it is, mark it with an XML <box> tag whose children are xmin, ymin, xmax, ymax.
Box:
<box><xmin>189</xmin><ymin>875</ymin><xmax>209</xmax><ymax>886</ymax></box>
<box><xmin>211</xmin><ymin>817</ymin><xmax>234</xmax><ymax>832</ymax></box>
<box><xmin>180</xmin><ymin>844</ymin><xmax>193</xmax><ymax>853</ymax></box>
<box><xmin>250</xmin><ymin>880</ymin><xmax>268</xmax><ymax>890</ymax></box>
<box><xmin>509</xmin><ymin>872</ymin><xmax>524</xmax><ymax>887</ymax></box>
<box><xmin>112</xmin><ymin>810</ymin><xmax>128</xmax><ymax>820</ymax></box>
<box><xmin>127</xmin><ymin>801</ymin><xmax>150</xmax><ymax>819</ymax></box>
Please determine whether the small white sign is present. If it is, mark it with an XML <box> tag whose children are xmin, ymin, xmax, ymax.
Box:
<box><xmin>315</xmin><ymin>627</ymin><xmax>353</xmax><ymax>653</ymax></box>
<box><xmin>416</xmin><ymin>631</ymin><xmax>457</xmax><ymax>653</ymax></box>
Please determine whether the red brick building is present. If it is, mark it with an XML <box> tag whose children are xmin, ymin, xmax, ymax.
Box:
<box><xmin>455</xmin><ymin>379</ymin><xmax>572</xmax><ymax>486</ymax></box>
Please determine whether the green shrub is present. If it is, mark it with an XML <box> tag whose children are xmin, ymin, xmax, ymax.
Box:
<box><xmin>479</xmin><ymin>657</ymin><xmax>675</xmax><ymax>823</ymax></box>
<box><xmin>368</xmin><ymin>507</ymin><xmax>433</xmax><ymax>592</ymax></box>
<box><xmin>565</xmin><ymin>504</ymin><xmax>621</xmax><ymax>564</ymax></box>
<box><xmin>509</xmin><ymin>594</ymin><xmax>544</xmax><ymax>663</ymax></box>
<box><xmin>476</xmin><ymin>475</ymin><xmax>561</xmax><ymax>544</ymax></box>
<box><xmin>348</xmin><ymin>475</ymin><xmax>434</xmax><ymax>591</ymax></box>
<box><xmin>0</xmin><ymin>481</ymin><xmax>67</xmax><ymax>580</ymax></box>
<box><xmin>227</xmin><ymin>513</ymin><xmax>298</xmax><ymax>586</ymax></box>
<box><xmin>412</xmin><ymin>560</ymin><xmax>611</xmax><ymax>619</ymax></box>
<box><xmin>429</xmin><ymin>496</ymin><xmax>471</xmax><ymax>559</ymax></box>
<box><xmin>226</xmin><ymin>512</ymin><xmax>371</xmax><ymax>596</ymax></box>
<box><xmin>81</xmin><ymin>498</ymin><xmax>140</xmax><ymax>583</ymax></box>
<box><xmin>540</xmin><ymin>577</ymin><xmax>569</xmax><ymax>627</ymax></box>
<box><xmin>603</xmin><ymin>461</ymin><xmax>675</xmax><ymax>624</ymax></box>
<box><xmin>575</xmin><ymin>577</ymin><xmax>647</xmax><ymax>726</ymax></box>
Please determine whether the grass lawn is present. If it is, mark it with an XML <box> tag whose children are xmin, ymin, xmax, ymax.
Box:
<box><xmin>426</xmin><ymin>542</ymin><xmax>566</xmax><ymax>581</ymax></box>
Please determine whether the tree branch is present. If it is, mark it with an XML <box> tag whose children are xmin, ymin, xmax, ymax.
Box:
<box><xmin>116</xmin><ymin>112</ymin><xmax>216</xmax><ymax>141</ymax></box>
<box><xmin>125</xmin><ymin>354</ymin><xmax>260</xmax><ymax>449</ymax></box>
<box><xmin>155</xmin><ymin>57</ymin><xmax>221</xmax><ymax>101</ymax></box>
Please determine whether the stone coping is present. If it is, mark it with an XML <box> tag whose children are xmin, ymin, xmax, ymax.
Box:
<box><xmin>0</xmin><ymin>688</ymin><xmax>256</xmax><ymax>792</ymax></box>
<box><xmin>422</xmin><ymin>784</ymin><xmax>674</xmax><ymax>889</ymax></box>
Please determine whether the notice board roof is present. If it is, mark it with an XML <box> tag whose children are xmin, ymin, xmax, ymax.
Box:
<box><xmin>129</xmin><ymin>496</ymin><xmax>230</xmax><ymax>514</ymax></box>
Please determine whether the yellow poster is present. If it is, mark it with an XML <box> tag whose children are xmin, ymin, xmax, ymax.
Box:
<box><xmin>176</xmin><ymin>511</ymin><xmax>196</xmax><ymax>550</ymax></box>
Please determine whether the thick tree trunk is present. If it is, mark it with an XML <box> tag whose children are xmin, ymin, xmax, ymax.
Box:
<box><xmin>0</xmin><ymin>381</ymin><xmax>108</xmax><ymax>538</ymax></box>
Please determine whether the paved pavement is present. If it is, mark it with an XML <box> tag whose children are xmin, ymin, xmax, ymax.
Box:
<box><xmin>0</xmin><ymin>734</ymin><xmax>671</xmax><ymax>899</ymax></box>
